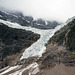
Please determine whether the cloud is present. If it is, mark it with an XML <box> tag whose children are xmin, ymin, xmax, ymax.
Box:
<box><xmin>0</xmin><ymin>0</ymin><xmax>75</xmax><ymax>22</ymax></box>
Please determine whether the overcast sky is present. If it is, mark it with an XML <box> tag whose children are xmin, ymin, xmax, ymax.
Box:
<box><xmin>0</xmin><ymin>0</ymin><xmax>75</xmax><ymax>22</ymax></box>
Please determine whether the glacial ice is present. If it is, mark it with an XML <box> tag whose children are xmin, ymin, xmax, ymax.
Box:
<box><xmin>0</xmin><ymin>16</ymin><xmax>74</xmax><ymax>60</ymax></box>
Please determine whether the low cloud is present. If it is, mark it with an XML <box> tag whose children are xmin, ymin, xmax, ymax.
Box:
<box><xmin>0</xmin><ymin>0</ymin><xmax>75</xmax><ymax>22</ymax></box>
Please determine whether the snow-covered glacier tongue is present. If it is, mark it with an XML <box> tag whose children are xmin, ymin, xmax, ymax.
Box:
<box><xmin>20</xmin><ymin>23</ymin><xmax>67</xmax><ymax>60</ymax></box>
<box><xmin>0</xmin><ymin>19</ymin><xmax>67</xmax><ymax>60</ymax></box>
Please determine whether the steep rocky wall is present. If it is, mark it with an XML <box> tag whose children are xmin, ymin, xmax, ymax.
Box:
<box><xmin>48</xmin><ymin>19</ymin><xmax>75</xmax><ymax>51</ymax></box>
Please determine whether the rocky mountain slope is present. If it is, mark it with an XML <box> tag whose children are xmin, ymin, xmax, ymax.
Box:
<box><xmin>0</xmin><ymin>10</ymin><xmax>60</xmax><ymax>29</ymax></box>
<box><xmin>0</xmin><ymin>23</ymin><xmax>40</xmax><ymax>69</ymax></box>
<box><xmin>36</xmin><ymin>18</ymin><xmax>75</xmax><ymax>75</ymax></box>
<box><xmin>48</xmin><ymin>18</ymin><xmax>75</xmax><ymax>51</ymax></box>
<box><xmin>0</xmin><ymin>10</ymin><xmax>75</xmax><ymax>75</ymax></box>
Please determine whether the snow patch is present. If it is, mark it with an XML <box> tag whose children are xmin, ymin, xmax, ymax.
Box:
<box><xmin>12</xmin><ymin>14</ymin><xmax>18</xmax><ymax>18</ymax></box>
<box><xmin>29</xmin><ymin>62</ymin><xmax>39</xmax><ymax>75</ymax></box>
<box><xmin>9</xmin><ymin>62</ymin><xmax>39</xmax><ymax>75</ymax></box>
<box><xmin>66</xmin><ymin>16</ymin><xmax>75</xmax><ymax>24</ymax></box>
<box><xmin>0</xmin><ymin>65</ymin><xmax>20</xmax><ymax>75</ymax></box>
<box><xmin>45</xmin><ymin>21</ymin><xmax>48</xmax><ymax>25</ymax></box>
<box><xmin>0</xmin><ymin>66</ymin><xmax>9</xmax><ymax>72</ymax></box>
<box><xmin>0</xmin><ymin>15</ymin><xmax>2</xmax><ymax>17</ymax></box>
<box><xmin>26</xmin><ymin>20</ymin><xmax>30</xmax><ymax>23</ymax></box>
<box><xmin>36</xmin><ymin>23</ymin><xmax>41</xmax><ymax>25</ymax></box>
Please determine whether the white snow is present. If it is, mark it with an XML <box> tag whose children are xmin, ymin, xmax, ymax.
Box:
<box><xmin>0</xmin><ymin>19</ymin><xmax>22</xmax><ymax>29</ymax></box>
<box><xmin>0</xmin><ymin>66</ymin><xmax>9</xmax><ymax>72</ymax></box>
<box><xmin>12</xmin><ymin>14</ymin><xmax>18</xmax><ymax>18</ymax></box>
<box><xmin>9</xmin><ymin>62</ymin><xmax>39</xmax><ymax>75</ymax></box>
<box><xmin>26</xmin><ymin>20</ymin><xmax>30</xmax><ymax>23</ymax></box>
<box><xmin>22</xmin><ymin>17</ymin><xmax>25</xmax><ymax>20</ymax></box>
<box><xmin>36</xmin><ymin>23</ymin><xmax>41</xmax><ymax>25</ymax></box>
<box><xmin>1</xmin><ymin>10</ymin><xmax>9</xmax><ymax>15</ymax></box>
<box><xmin>45</xmin><ymin>21</ymin><xmax>48</xmax><ymax>25</ymax></box>
<box><xmin>0</xmin><ymin>65</ymin><xmax>20</xmax><ymax>75</ymax></box>
<box><xmin>29</xmin><ymin>62</ymin><xmax>39</xmax><ymax>75</ymax></box>
<box><xmin>66</xmin><ymin>16</ymin><xmax>75</xmax><ymax>24</ymax></box>
<box><xmin>0</xmin><ymin>15</ymin><xmax>2</xmax><ymax>17</ymax></box>
<box><xmin>0</xmin><ymin>16</ymin><xmax>74</xmax><ymax>60</ymax></box>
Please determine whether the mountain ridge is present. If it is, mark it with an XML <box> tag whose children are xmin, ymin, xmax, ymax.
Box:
<box><xmin>0</xmin><ymin>10</ymin><xmax>60</xmax><ymax>29</ymax></box>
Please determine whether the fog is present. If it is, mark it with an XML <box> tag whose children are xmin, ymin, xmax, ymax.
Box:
<box><xmin>0</xmin><ymin>0</ymin><xmax>75</xmax><ymax>22</ymax></box>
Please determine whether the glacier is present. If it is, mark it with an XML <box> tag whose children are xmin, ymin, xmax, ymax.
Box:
<box><xmin>0</xmin><ymin>17</ymin><xmax>74</xmax><ymax>60</ymax></box>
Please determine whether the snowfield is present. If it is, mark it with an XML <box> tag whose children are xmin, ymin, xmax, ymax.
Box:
<box><xmin>0</xmin><ymin>18</ymin><xmax>71</xmax><ymax>60</ymax></box>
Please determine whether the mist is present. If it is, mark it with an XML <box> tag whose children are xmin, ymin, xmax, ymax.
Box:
<box><xmin>0</xmin><ymin>0</ymin><xmax>75</xmax><ymax>22</ymax></box>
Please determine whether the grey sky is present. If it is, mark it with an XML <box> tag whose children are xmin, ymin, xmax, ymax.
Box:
<box><xmin>0</xmin><ymin>0</ymin><xmax>75</xmax><ymax>22</ymax></box>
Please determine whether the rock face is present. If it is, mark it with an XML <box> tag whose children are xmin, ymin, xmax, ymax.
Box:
<box><xmin>0</xmin><ymin>10</ymin><xmax>60</xmax><ymax>29</ymax></box>
<box><xmin>37</xmin><ymin>18</ymin><xmax>75</xmax><ymax>72</ymax></box>
<box><xmin>48</xmin><ymin>19</ymin><xmax>75</xmax><ymax>51</ymax></box>
<box><xmin>0</xmin><ymin>23</ymin><xmax>40</xmax><ymax>68</ymax></box>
